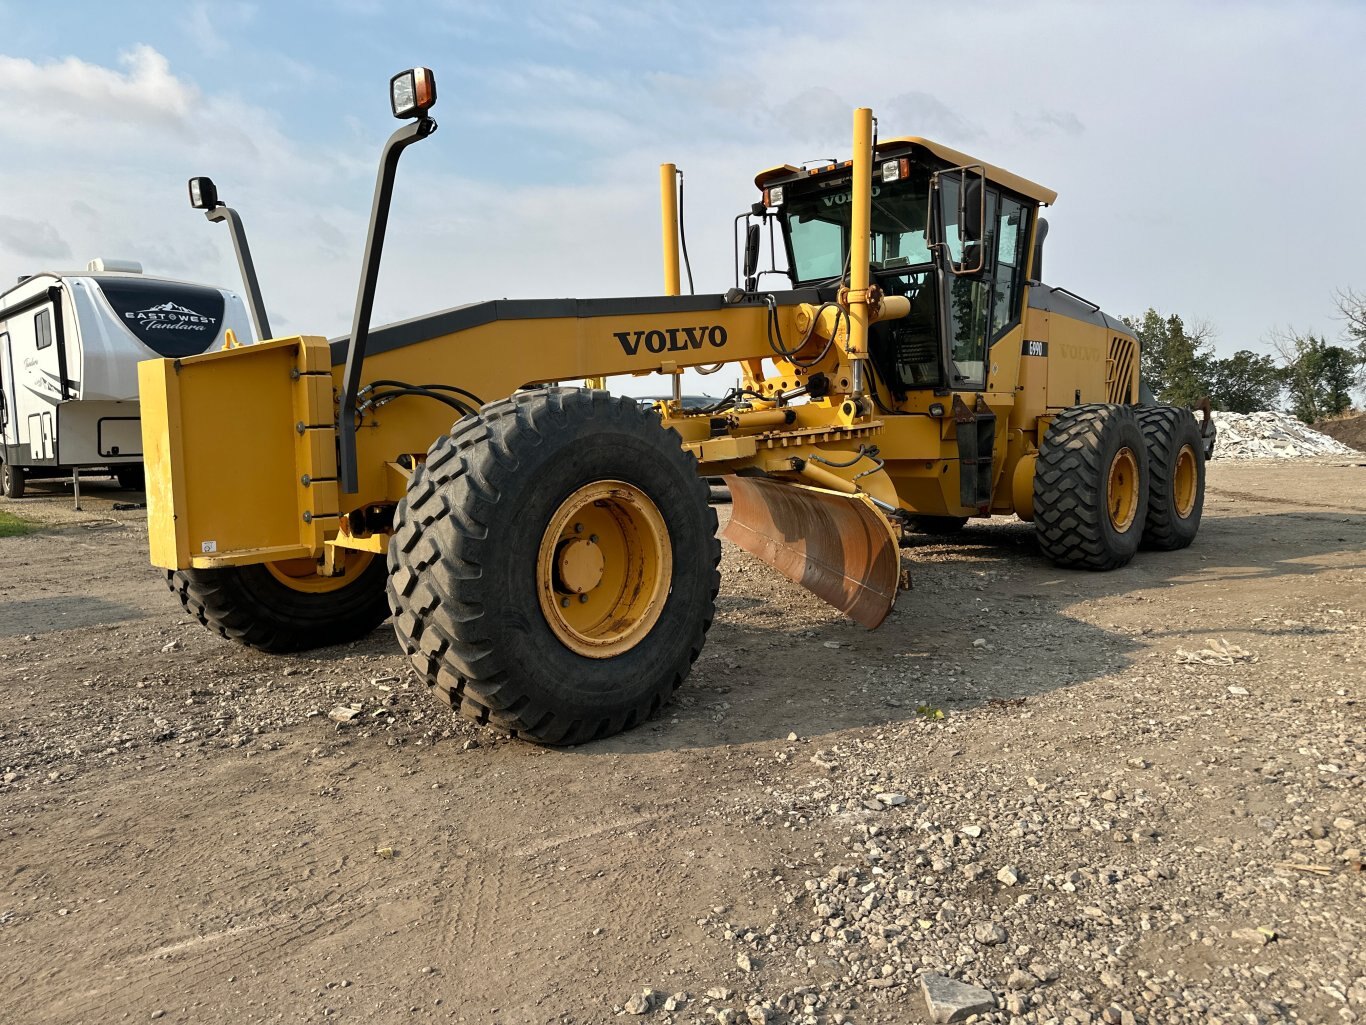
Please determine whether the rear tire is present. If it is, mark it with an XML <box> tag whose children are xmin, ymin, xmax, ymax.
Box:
<box><xmin>1137</xmin><ymin>405</ymin><xmax>1204</xmax><ymax>550</ymax></box>
<box><xmin>1033</xmin><ymin>403</ymin><xmax>1149</xmax><ymax>570</ymax></box>
<box><xmin>167</xmin><ymin>555</ymin><xmax>390</xmax><ymax>652</ymax></box>
<box><xmin>387</xmin><ymin>387</ymin><xmax>720</xmax><ymax>746</ymax></box>
<box><xmin>1</xmin><ymin>461</ymin><xmax>24</xmax><ymax>499</ymax></box>
<box><xmin>115</xmin><ymin>465</ymin><xmax>145</xmax><ymax>491</ymax></box>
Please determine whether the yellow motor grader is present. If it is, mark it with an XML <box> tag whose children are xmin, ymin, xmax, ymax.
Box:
<box><xmin>141</xmin><ymin>68</ymin><xmax>1210</xmax><ymax>744</ymax></box>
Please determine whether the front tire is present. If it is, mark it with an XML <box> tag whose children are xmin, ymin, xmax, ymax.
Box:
<box><xmin>387</xmin><ymin>387</ymin><xmax>720</xmax><ymax>745</ymax></box>
<box><xmin>1033</xmin><ymin>403</ymin><xmax>1149</xmax><ymax>570</ymax></box>
<box><xmin>167</xmin><ymin>554</ymin><xmax>390</xmax><ymax>652</ymax></box>
<box><xmin>1137</xmin><ymin>406</ymin><xmax>1205</xmax><ymax>550</ymax></box>
<box><xmin>1</xmin><ymin>461</ymin><xmax>24</xmax><ymax>499</ymax></box>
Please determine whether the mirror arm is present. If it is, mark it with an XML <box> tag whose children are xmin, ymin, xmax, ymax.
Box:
<box><xmin>205</xmin><ymin>205</ymin><xmax>272</xmax><ymax>341</ymax></box>
<box><xmin>338</xmin><ymin>115</ymin><xmax>438</xmax><ymax>495</ymax></box>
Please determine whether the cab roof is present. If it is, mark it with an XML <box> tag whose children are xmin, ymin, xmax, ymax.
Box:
<box><xmin>754</xmin><ymin>135</ymin><xmax>1057</xmax><ymax>206</ymax></box>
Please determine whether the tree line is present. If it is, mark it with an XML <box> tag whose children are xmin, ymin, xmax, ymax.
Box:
<box><xmin>1124</xmin><ymin>289</ymin><xmax>1366</xmax><ymax>422</ymax></box>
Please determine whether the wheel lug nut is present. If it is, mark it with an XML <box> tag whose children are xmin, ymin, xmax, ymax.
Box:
<box><xmin>574</xmin><ymin>523</ymin><xmax>583</xmax><ymax>533</ymax></box>
<box><xmin>560</xmin><ymin>597</ymin><xmax>570</xmax><ymax>608</ymax></box>
<box><xmin>589</xmin><ymin>534</ymin><xmax>598</xmax><ymax>543</ymax></box>
<box><xmin>578</xmin><ymin>593</ymin><xmax>589</xmax><ymax>603</ymax></box>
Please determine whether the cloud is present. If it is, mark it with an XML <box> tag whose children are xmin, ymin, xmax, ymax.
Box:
<box><xmin>0</xmin><ymin>215</ymin><xmax>72</xmax><ymax>261</ymax></box>
<box><xmin>0</xmin><ymin>45</ymin><xmax>194</xmax><ymax>131</ymax></box>
<box><xmin>881</xmin><ymin>92</ymin><xmax>984</xmax><ymax>146</ymax></box>
<box><xmin>181</xmin><ymin>2</ymin><xmax>257</xmax><ymax>57</ymax></box>
<box><xmin>1012</xmin><ymin>108</ymin><xmax>1085</xmax><ymax>140</ymax></box>
<box><xmin>0</xmin><ymin>45</ymin><xmax>349</xmax><ymax>330</ymax></box>
<box><xmin>2</xmin><ymin>3</ymin><xmax>1361</xmax><ymax>375</ymax></box>
<box><xmin>183</xmin><ymin>3</ymin><xmax>227</xmax><ymax>56</ymax></box>
<box><xmin>0</xmin><ymin>44</ymin><xmax>320</xmax><ymax>185</ymax></box>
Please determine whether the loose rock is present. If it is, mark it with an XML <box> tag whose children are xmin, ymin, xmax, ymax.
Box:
<box><xmin>919</xmin><ymin>973</ymin><xmax>996</xmax><ymax>1023</ymax></box>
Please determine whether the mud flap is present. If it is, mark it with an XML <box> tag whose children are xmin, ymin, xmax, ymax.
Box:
<box><xmin>1194</xmin><ymin>396</ymin><xmax>1218</xmax><ymax>460</ymax></box>
<box><xmin>721</xmin><ymin>474</ymin><xmax>902</xmax><ymax>629</ymax></box>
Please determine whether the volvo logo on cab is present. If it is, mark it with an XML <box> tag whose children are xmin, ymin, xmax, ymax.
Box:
<box><xmin>613</xmin><ymin>325</ymin><xmax>727</xmax><ymax>356</ymax></box>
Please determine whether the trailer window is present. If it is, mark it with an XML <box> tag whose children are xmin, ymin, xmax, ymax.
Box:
<box><xmin>34</xmin><ymin>309</ymin><xmax>52</xmax><ymax>350</ymax></box>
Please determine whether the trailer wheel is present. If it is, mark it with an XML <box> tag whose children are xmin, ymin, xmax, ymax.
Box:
<box><xmin>167</xmin><ymin>553</ymin><xmax>389</xmax><ymax>652</ymax></box>
<box><xmin>1</xmin><ymin>460</ymin><xmax>24</xmax><ymax>499</ymax></box>
<box><xmin>115</xmin><ymin>465</ymin><xmax>145</xmax><ymax>491</ymax></box>
<box><xmin>387</xmin><ymin>386</ymin><xmax>719</xmax><ymax>746</ymax></box>
<box><xmin>1137</xmin><ymin>405</ymin><xmax>1204</xmax><ymax>550</ymax></box>
<box><xmin>1033</xmin><ymin>403</ymin><xmax>1149</xmax><ymax>570</ymax></box>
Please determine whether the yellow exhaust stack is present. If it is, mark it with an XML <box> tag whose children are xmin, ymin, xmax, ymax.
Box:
<box><xmin>845</xmin><ymin>107</ymin><xmax>874</xmax><ymax>399</ymax></box>
<box><xmin>717</xmin><ymin>107</ymin><xmax>905</xmax><ymax>628</ymax></box>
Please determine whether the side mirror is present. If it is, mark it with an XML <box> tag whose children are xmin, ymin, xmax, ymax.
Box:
<box><xmin>1031</xmin><ymin>217</ymin><xmax>1049</xmax><ymax>282</ymax></box>
<box><xmin>933</xmin><ymin>165</ymin><xmax>988</xmax><ymax>277</ymax></box>
<box><xmin>743</xmin><ymin>223</ymin><xmax>761</xmax><ymax>287</ymax></box>
<box><xmin>960</xmin><ymin>178</ymin><xmax>983</xmax><ymax>245</ymax></box>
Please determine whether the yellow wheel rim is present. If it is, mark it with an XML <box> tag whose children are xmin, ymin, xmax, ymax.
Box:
<box><xmin>537</xmin><ymin>481</ymin><xmax>671</xmax><ymax>659</ymax></box>
<box><xmin>264</xmin><ymin>553</ymin><xmax>374</xmax><ymax>594</ymax></box>
<box><xmin>1173</xmin><ymin>444</ymin><xmax>1198</xmax><ymax>517</ymax></box>
<box><xmin>1107</xmin><ymin>447</ymin><xmax>1140</xmax><ymax>532</ymax></box>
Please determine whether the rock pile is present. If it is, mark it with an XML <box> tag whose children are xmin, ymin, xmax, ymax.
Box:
<box><xmin>1211</xmin><ymin>410</ymin><xmax>1361</xmax><ymax>460</ymax></box>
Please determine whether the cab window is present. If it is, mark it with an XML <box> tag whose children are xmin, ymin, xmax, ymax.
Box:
<box><xmin>787</xmin><ymin>215</ymin><xmax>844</xmax><ymax>281</ymax></box>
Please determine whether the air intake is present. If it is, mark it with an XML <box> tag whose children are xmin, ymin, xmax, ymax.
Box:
<box><xmin>1107</xmin><ymin>335</ymin><xmax>1137</xmax><ymax>404</ymax></box>
<box><xmin>87</xmin><ymin>259</ymin><xmax>143</xmax><ymax>274</ymax></box>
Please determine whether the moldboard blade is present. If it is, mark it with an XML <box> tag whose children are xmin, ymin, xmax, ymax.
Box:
<box><xmin>721</xmin><ymin>475</ymin><xmax>901</xmax><ymax>629</ymax></box>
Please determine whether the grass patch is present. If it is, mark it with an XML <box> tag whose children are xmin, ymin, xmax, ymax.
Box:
<box><xmin>0</xmin><ymin>509</ymin><xmax>40</xmax><ymax>537</ymax></box>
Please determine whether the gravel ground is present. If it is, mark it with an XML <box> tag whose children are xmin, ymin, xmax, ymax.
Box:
<box><xmin>0</xmin><ymin>461</ymin><xmax>1362</xmax><ymax>1025</ymax></box>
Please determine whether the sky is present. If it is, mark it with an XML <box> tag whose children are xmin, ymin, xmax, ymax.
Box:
<box><xmin>1</xmin><ymin>0</ymin><xmax>1363</xmax><ymax>397</ymax></box>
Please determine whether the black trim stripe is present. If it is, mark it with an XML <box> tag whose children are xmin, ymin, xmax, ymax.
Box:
<box><xmin>0</xmin><ymin>279</ymin><xmax>61</xmax><ymax>320</ymax></box>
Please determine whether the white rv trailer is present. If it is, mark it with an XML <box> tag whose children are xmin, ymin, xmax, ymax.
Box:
<box><xmin>0</xmin><ymin>259</ymin><xmax>253</xmax><ymax>498</ymax></box>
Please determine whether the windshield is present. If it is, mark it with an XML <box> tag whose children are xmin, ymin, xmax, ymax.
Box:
<box><xmin>781</xmin><ymin>166</ymin><xmax>933</xmax><ymax>284</ymax></box>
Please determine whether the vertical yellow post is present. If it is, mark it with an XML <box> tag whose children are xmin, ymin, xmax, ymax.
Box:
<box><xmin>658</xmin><ymin>162</ymin><xmax>682</xmax><ymax>402</ymax></box>
<box><xmin>847</xmin><ymin>108</ymin><xmax>873</xmax><ymax>398</ymax></box>
<box><xmin>660</xmin><ymin>163</ymin><xmax>681</xmax><ymax>296</ymax></box>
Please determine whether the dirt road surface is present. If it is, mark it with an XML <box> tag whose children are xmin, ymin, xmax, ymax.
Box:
<box><xmin>1</xmin><ymin>461</ymin><xmax>1362</xmax><ymax>1025</ymax></box>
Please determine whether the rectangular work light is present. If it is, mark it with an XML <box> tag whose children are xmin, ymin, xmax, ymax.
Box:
<box><xmin>390</xmin><ymin>67</ymin><xmax>437</xmax><ymax>119</ymax></box>
<box><xmin>188</xmin><ymin>176</ymin><xmax>218</xmax><ymax>210</ymax></box>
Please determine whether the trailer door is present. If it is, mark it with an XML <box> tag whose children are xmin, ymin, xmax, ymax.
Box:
<box><xmin>0</xmin><ymin>330</ymin><xmax>14</xmax><ymax>448</ymax></box>
<box><xmin>26</xmin><ymin>306</ymin><xmax>62</xmax><ymax>461</ymax></box>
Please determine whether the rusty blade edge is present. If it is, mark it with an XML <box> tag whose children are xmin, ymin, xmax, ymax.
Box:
<box><xmin>721</xmin><ymin>475</ymin><xmax>900</xmax><ymax>629</ymax></box>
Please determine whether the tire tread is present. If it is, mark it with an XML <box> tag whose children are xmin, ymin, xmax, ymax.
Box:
<box><xmin>387</xmin><ymin>387</ymin><xmax>720</xmax><ymax>745</ymax></box>
<box><xmin>1034</xmin><ymin>403</ymin><xmax>1147</xmax><ymax>571</ymax></box>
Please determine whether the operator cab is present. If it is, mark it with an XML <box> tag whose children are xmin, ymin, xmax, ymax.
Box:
<box><xmin>755</xmin><ymin>138</ymin><xmax>1055</xmax><ymax>399</ymax></box>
